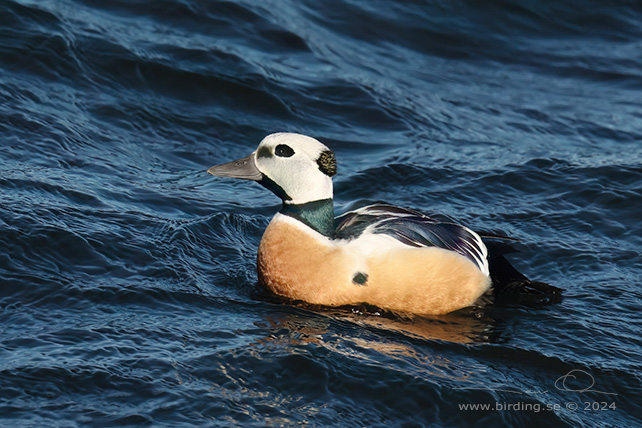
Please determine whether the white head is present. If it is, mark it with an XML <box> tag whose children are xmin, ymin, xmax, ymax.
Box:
<box><xmin>207</xmin><ymin>133</ymin><xmax>337</xmax><ymax>205</ymax></box>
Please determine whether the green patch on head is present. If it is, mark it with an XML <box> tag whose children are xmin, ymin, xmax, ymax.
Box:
<box><xmin>317</xmin><ymin>150</ymin><xmax>337</xmax><ymax>177</ymax></box>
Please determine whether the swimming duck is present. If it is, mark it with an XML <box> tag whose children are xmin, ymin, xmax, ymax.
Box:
<box><xmin>207</xmin><ymin>132</ymin><xmax>560</xmax><ymax>315</ymax></box>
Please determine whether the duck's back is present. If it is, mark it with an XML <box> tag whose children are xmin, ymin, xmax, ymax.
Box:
<box><xmin>257</xmin><ymin>209</ymin><xmax>492</xmax><ymax>315</ymax></box>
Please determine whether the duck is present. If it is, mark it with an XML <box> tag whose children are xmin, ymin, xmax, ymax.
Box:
<box><xmin>207</xmin><ymin>132</ymin><xmax>561</xmax><ymax>315</ymax></box>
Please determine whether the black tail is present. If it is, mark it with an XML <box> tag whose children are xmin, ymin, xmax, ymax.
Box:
<box><xmin>481</xmin><ymin>236</ymin><xmax>563</xmax><ymax>306</ymax></box>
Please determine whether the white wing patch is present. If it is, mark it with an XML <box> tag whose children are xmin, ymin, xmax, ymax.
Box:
<box><xmin>334</xmin><ymin>204</ymin><xmax>490</xmax><ymax>275</ymax></box>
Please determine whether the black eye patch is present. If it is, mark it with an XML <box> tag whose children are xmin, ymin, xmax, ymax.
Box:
<box><xmin>275</xmin><ymin>144</ymin><xmax>295</xmax><ymax>157</ymax></box>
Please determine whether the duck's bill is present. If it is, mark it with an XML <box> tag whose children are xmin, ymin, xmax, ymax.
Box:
<box><xmin>207</xmin><ymin>153</ymin><xmax>263</xmax><ymax>181</ymax></box>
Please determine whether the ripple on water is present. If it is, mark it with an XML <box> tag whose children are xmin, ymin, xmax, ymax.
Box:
<box><xmin>1</xmin><ymin>0</ymin><xmax>642</xmax><ymax>427</ymax></box>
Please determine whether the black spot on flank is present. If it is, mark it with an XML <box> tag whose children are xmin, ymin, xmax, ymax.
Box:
<box><xmin>317</xmin><ymin>150</ymin><xmax>337</xmax><ymax>177</ymax></box>
<box><xmin>352</xmin><ymin>272</ymin><xmax>368</xmax><ymax>286</ymax></box>
<box><xmin>275</xmin><ymin>144</ymin><xmax>295</xmax><ymax>157</ymax></box>
<box><xmin>257</xmin><ymin>146</ymin><xmax>272</xmax><ymax>158</ymax></box>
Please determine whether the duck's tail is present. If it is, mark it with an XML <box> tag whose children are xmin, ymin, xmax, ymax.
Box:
<box><xmin>480</xmin><ymin>234</ymin><xmax>563</xmax><ymax>306</ymax></box>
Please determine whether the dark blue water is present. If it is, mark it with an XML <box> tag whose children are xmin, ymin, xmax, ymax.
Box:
<box><xmin>1</xmin><ymin>0</ymin><xmax>641</xmax><ymax>426</ymax></box>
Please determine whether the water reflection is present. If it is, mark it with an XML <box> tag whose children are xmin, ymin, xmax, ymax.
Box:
<box><xmin>251</xmin><ymin>300</ymin><xmax>503</xmax><ymax>350</ymax></box>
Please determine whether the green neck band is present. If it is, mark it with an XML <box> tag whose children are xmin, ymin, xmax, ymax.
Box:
<box><xmin>280</xmin><ymin>198</ymin><xmax>335</xmax><ymax>237</ymax></box>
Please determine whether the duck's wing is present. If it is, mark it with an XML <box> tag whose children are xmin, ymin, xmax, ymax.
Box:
<box><xmin>334</xmin><ymin>204</ymin><xmax>489</xmax><ymax>274</ymax></box>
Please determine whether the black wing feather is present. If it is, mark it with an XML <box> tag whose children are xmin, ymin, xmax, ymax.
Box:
<box><xmin>334</xmin><ymin>204</ymin><xmax>488</xmax><ymax>272</ymax></box>
<box><xmin>335</xmin><ymin>204</ymin><xmax>563</xmax><ymax>304</ymax></box>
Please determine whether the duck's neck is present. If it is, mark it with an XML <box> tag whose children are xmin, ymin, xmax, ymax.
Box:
<box><xmin>280</xmin><ymin>198</ymin><xmax>335</xmax><ymax>237</ymax></box>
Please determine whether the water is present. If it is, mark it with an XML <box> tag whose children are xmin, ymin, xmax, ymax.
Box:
<box><xmin>1</xmin><ymin>0</ymin><xmax>641</xmax><ymax>426</ymax></box>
